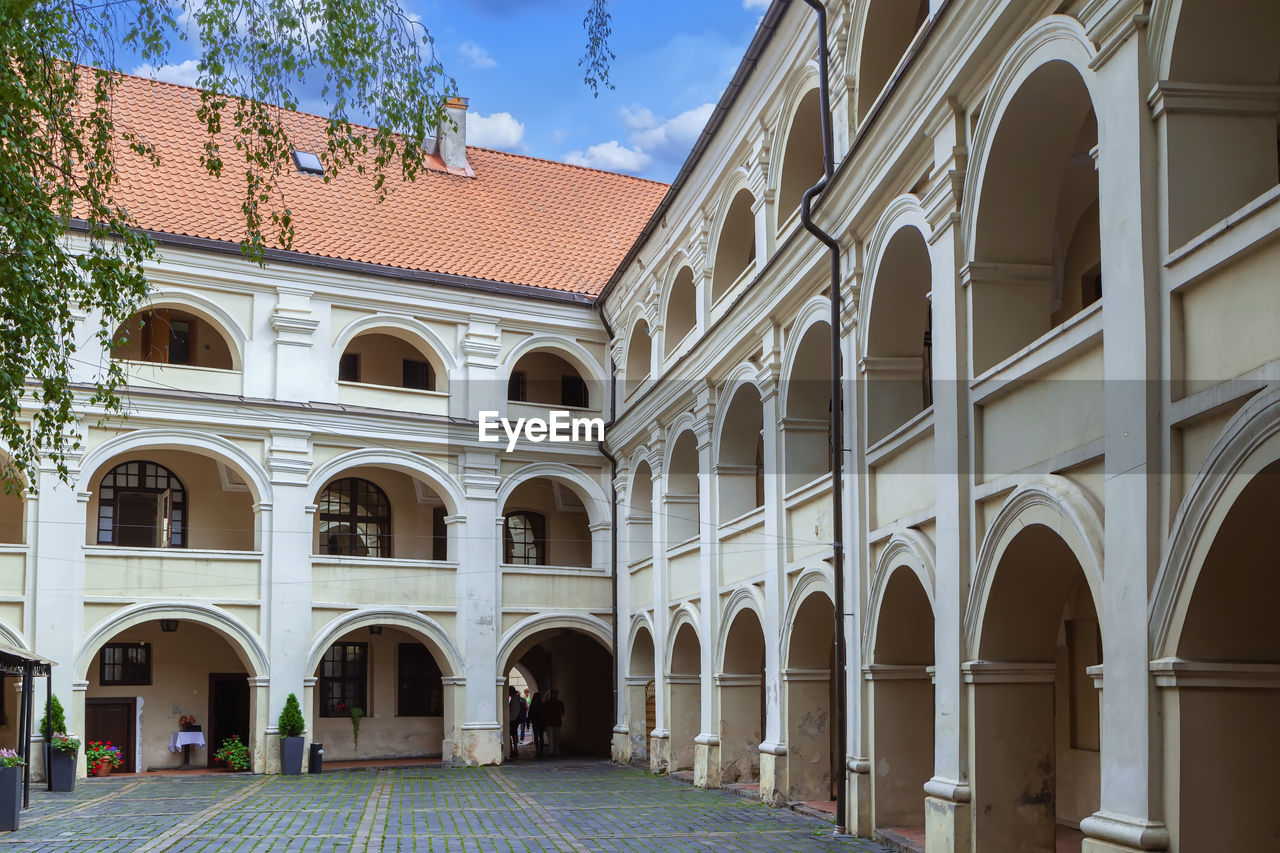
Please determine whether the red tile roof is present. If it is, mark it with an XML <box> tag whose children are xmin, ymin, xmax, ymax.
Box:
<box><xmin>100</xmin><ymin>71</ymin><xmax>669</xmax><ymax>297</ymax></box>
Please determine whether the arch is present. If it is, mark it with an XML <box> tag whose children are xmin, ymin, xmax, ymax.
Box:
<box><xmin>626</xmin><ymin>616</ymin><xmax>658</xmax><ymax>760</ymax></box>
<box><xmin>715</xmin><ymin>585</ymin><xmax>767</xmax><ymax>674</ymax></box>
<box><xmin>710</xmin><ymin>184</ymin><xmax>758</xmax><ymax>304</ymax></box>
<box><xmin>497</xmin><ymin>611</ymin><xmax>614</xmax><ymax>673</ymax></box>
<box><xmin>853</xmin><ymin>0</ymin><xmax>929</xmax><ymax>124</ymax></box>
<box><xmin>776</xmin><ymin>85</ymin><xmax>824</xmax><ymax>221</ymax></box>
<box><xmin>306</xmin><ymin>448</ymin><xmax>463</xmax><ymax>517</ymax></box>
<box><xmin>663</xmin><ymin>264</ymin><xmax>698</xmax><ymax>357</ymax></box>
<box><xmin>783</xmin><ymin>567</ymin><xmax>836</xmax><ymax>660</ymax></box>
<box><xmin>308</xmin><ymin>607</ymin><xmax>461</xmax><ymax>678</ymax></box>
<box><xmin>858</xmin><ymin>196</ymin><xmax>931</xmax><ymax>358</ymax></box>
<box><xmin>502</xmin><ymin>334</ymin><xmax>606</xmax><ymax>390</ymax></box>
<box><xmin>781</xmin><ymin>313</ymin><xmax>833</xmax><ymax>492</ymax></box>
<box><xmin>0</xmin><ymin>620</ymin><xmax>26</xmax><ymax>651</ymax></box>
<box><xmin>119</xmin><ymin>289</ymin><xmax>247</xmax><ymax>371</ymax></box>
<box><xmin>714</xmin><ymin>377</ymin><xmax>765</xmax><ymax>521</ymax></box>
<box><xmin>665</xmin><ymin>602</ymin><xmax>702</xmax><ymax>667</ymax></box>
<box><xmin>496</xmin><ymin>462</ymin><xmax>610</xmax><ymax>529</ymax></box>
<box><xmin>77</xmin><ymin>601</ymin><xmax>268</xmax><ymax>680</ymax></box>
<box><xmin>625</xmin><ymin>318</ymin><xmax>653</xmax><ymax>394</ymax></box>
<box><xmin>964</xmin><ymin>477</ymin><xmax>1104</xmax><ymax>658</ymax></box>
<box><xmin>663</xmin><ymin>426</ymin><xmax>702</xmax><ymax>545</ymax></box>
<box><xmin>627</xmin><ymin>459</ymin><xmax>654</xmax><ymax>565</ymax></box>
<box><xmin>627</xmin><ymin>611</ymin><xmax>657</xmax><ymax>668</ymax></box>
<box><xmin>332</xmin><ymin>313</ymin><xmax>459</xmax><ymax>375</ymax></box>
<box><xmin>863</xmin><ymin>530</ymin><xmax>936</xmax><ymax>660</ymax></box>
<box><xmin>1151</xmin><ymin>383</ymin><xmax>1280</xmax><ymax>657</ymax></box>
<box><xmin>78</xmin><ymin>428</ymin><xmax>272</xmax><ymax>505</ymax></box>
<box><xmin>961</xmin><ymin>18</ymin><xmax>1102</xmax><ymax>373</ymax></box>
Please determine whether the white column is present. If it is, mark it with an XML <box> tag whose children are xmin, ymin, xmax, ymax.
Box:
<box><xmin>270</xmin><ymin>286</ymin><xmax>319</xmax><ymax>403</ymax></box>
<box><xmin>693</xmin><ymin>405</ymin><xmax>719</xmax><ymax>788</ymax></box>
<box><xmin>456</xmin><ymin>453</ymin><xmax>502</xmax><ymax>765</ymax></box>
<box><xmin>649</xmin><ymin>439</ymin><xmax>671</xmax><ymax>773</ymax></box>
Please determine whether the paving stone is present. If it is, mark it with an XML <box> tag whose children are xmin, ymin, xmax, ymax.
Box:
<box><xmin>4</xmin><ymin>761</ymin><xmax>889</xmax><ymax>852</ymax></box>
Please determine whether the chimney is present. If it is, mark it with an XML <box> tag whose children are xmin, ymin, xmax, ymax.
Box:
<box><xmin>438</xmin><ymin>96</ymin><xmax>469</xmax><ymax>171</ymax></box>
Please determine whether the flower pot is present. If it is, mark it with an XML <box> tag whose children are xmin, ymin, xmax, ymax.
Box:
<box><xmin>180</xmin><ymin>724</ymin><xmax>201</xmax><ymax>733</ymax></box>
<box><xmin>48</xmin><ymin>749</ymin><xmax>76</xmax><ymax>793</ymax></box>
<box><xmin>0</xmin><ymin>765</ymin><xmax>21</xmax><ymax>831</ymax></box>
<box><xmin>280</xmin><ymin>736</ymin><xmax>305</xmax><ymax>776</ymax></box>
<box><xmin>91</xmin><ymin>760</ymin><xmax>113</xmax><ymax>778</ymax></box>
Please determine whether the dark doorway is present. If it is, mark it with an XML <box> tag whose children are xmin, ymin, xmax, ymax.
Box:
<box><xmin>86</xmin><ymin>698</ymin><xmax>136</xmax><ymax>772</ymax></box>
<box><xmin>207</xmin><ymin>674</ymin><xmax>250</xmax><ymax>768</ymax></box>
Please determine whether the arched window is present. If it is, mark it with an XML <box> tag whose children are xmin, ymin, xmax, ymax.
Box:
<box><xmin>319</xmin><ymin>478</ymin><xmax>391</xmax><ymax>558</ymax></box>
<box><xmin>111</xmin><ymin>309</ymin><xmax>235</xmax><ymax>370</ymax></box>
<box><xmin>503</xmin><ymin>511</ymin><xmax>547</xmax><ymax>565</ymax></box>
<box><xmin>96</xmin><ymin>461</ymin><xmax>187</xmax><ymax>548</ymax></box>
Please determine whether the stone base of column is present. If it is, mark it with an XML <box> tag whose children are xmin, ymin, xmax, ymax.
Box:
<box><xmin>924</xmin><ymin>781</ymin><xmax>971</xmax><ymax>853</ymax></box>
<box><xmin>1079</xmin><ymin>813</ymin><xmax>1170</xmax><ymax>852</ymax></box>
<box><xmin>758</xmin><ymin>742</ymin><xmax>787</xmax><ymax>806</ymax></box>
<box><xmin>611</xmin><ymin>726</ymin><xmax>630</xmax><ymax>764</ymax></box>
<box><xmin>847</xmin><ymin>758</ymin><xmax>872</xmax><ymax>836</ymax></box>
<box><xmin>693</xmin><ymin>735</ymin><xmax>720</xmax><ymax>788</ymax></box>
<box><xmin>456</xmin><ymin>724</ymin><xmax>503</xmax><ymax>766</ymax></box>
<box><xmin>649</xmin><ymin>730</ymin><xmax>670</xmax><ymax>774</ymax></box>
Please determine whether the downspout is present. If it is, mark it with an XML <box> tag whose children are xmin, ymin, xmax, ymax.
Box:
<box><xmin>594</xmin><ymin>303</ymin><xmax>621</xmax><ymax>758</ymax></box>
<box><xmin>798</xmin><ymin>0</ymin><xmax>848</xmax><ymax>836</ymax></box>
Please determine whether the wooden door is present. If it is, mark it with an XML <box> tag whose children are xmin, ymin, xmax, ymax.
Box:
<box><xmin>207</xmin><ymin>674</ymin><xmax>250</xmax><ymax>768</ymax></box>
<box><xmin>85</xmin><ymin>699</ymin><xmax>136</xmax><ymax>772</ymax></box>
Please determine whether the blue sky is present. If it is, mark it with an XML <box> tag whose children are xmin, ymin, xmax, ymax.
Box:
<box><xmin>127</xmin><ymin>0</ymin><xmax>770</xmax><ymax>182</ymax></box>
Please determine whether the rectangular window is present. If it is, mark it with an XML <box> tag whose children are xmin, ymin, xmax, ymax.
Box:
<box><xmin>319</xmin><ymin>642</ymin><xmax>367</xmax><ymax>717</ymax></box>
<box><xmin>397</xmin><ymin>644</ymin><xmax>444</xmax><ymax>717</ymax></box>
<box><xmin>503</xmin><ymin>512</ymin><xmax>547</xmax><ymax>566</ymax></box>
<box><xmin>402</xmin><ymin>359</ymin><xmax>433</xmax><ymax>391</ymax></box>
<box><xmin>168</xmin><ymin>319</ymin><xmax>191</xmax><ymax>364</ymax></box>
<box><xmin>338</xmin><ymin>352</ymin><xmax>360</xmax><ymax>382</ymax></box>
<box><xmin>100</xmin><ymin>643</ymin><xmax>151</xmax><ymax>686</ymax></box>
<box><xmin>508</xmin><ymin>370</ymin><xmax>527</xmax><ymax>402</ymax></box>
<box><xmin>432</xmin><ymin>506</ymin><xmax>447</xmax><ymax>561</ymax></box>
<box><xmin>115</xmin><ymin>491</ymin><xmax>163</xmax><ymax>547</ymax></box>
<box><xmin>561</xmin><ymin>374</ymin><xmax>588</xmax><ymax>408</ymax></box>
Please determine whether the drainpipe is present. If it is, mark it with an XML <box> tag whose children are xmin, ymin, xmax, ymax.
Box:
<box><xmin>594</xmin><ymin>304</ymin><xmax>621</xmax><ymax>759</ymax></box>
<box><xmin>798</xmin><ymin>0</ymin><xmax>848</xmax><ymax>836</ymax></box>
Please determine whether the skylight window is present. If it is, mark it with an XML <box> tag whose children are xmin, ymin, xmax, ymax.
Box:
<box><xmin>292</xmin><ymin>150</ymin><xmax>324</xmax><ymax>176</ymax></box>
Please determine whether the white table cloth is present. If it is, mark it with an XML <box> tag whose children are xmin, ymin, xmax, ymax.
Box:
<box><xmin>167</xmin><ymin>731</ymin><xmax>207</xmax><ymax>753</ymax></box>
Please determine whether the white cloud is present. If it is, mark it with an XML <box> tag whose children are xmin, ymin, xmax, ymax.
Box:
<box><xmin>565</xmin><ymin>141</ymin><xmax>652</xmax><ymax>174</ymax></box>
<box><xmin>468</xmin><ymin>111</ymin><xmax>525</xmax><ymax>150</ymax></box>
<box><xmin>742</xmin><ymin>0</ymin><xmax>769</xmax><ymax>9</ymax></box>
<box><xmin>131</xmin><ymin>59</ymin><xmax>200</xmax><ymax>88</ymax></box>
<box><xmin>458</xmin><ymin>41</ymin><xmax>497</xmax><ymax>70</ymax></box>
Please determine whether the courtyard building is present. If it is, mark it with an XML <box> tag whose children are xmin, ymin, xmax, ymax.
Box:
<box><xmin>5</xmin><ymin>1</ymin><xmax>1276</xmax><ymax>852</ymax></box>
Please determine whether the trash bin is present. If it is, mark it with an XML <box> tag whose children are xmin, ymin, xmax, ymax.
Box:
<box><xmin>308</xmin><ymin>742</ymin><xmax>324</xmax><ymax>775</ymax></box>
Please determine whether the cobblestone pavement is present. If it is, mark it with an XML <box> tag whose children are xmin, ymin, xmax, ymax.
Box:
<box><xmin>2</xmin><ymin>760</ymin><xmax>891</xmax><ymax>852</ymax></box>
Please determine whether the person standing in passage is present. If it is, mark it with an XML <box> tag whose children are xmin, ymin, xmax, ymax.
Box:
<box><xmin>521</xmin><ymin>688</ymin><xmax>531</xmax><ymax>742</ymax></box>
<box><xmin>507</xmin><ymin>686</ymin><xmax>524</xmax><ymax>760</ymax></box>
<box><xmin>528</xmin><ymin>691</ymin><xmax>546</xmax><ymax>757</ymax></box>
<box><xmin>544</xmin><ymin>688</ymin><xmax>565</xmax><ymax>756</ymax></box>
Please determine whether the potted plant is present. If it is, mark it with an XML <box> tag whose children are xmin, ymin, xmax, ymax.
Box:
<box><xmin>179</xmin><ymin>714</ymin><xmax>200</xmax><ymax>732</ymax></box>
<box><xmin>214</xmin><ymin>735</ymin><xmax>251</xmax><ymax>772</ymax></box>
<box><xmin>48</xmin><ymin>734</ymin><xmax>80</xmax><ymax>792</ymax></box>
<box><xmin>350</xmin><ymin>707</ymin><xmax>363</xmax><ymax>751</ymax></box>
<box><xmin>85</xmin><ymin>741</ymin><xmax>122</xmax><ymax>777</ymax></box>
<box><xmin>0</xmin><ymin>749</ymin><xmax>23</xmax><ymax>831</ymax></box>
<box><xmin>278</xmin><ymin>693</ymin><xmax>305</xmax><ymax>775</ymax></box>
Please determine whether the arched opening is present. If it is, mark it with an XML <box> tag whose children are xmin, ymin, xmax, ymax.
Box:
<box><xmin>785</xmin><ymin>590</ymin><xmax>836</xmax><ymax>804</ymax></box>
<box><xmin>502</xmin><ymin>626</ymin><xmax>613</xmax><ymax>759</ymax></box>
<box><xmin>87</xmin><ymin>453</ymin><xmax>255</xmax><ymax>551</ymax></box>
<box><xmin>1164</xmin><ymin>460</ymin><xmax>1280</xmax><ymax>850</ymax></box>
<box><xmin>717</xmin><ymin>386</ymin><xmax>764</xmax><ymax>521</ymax></box>
<box><xmin>84</xmin><ymin>618</ymin><xmax>256</xmax><ymax>772</ymax></box>
<box><xmin>338</xmin><ymin>331</ymin><xmax>447</xmax><ymax>393</ymax></box>
<box><xmin>626</xmin><ymin>320</ymin><xmax>652</xmax><ymax>397</ymax></box>
<box><xmin>869</xmin><ymin>566</ymin><xmax>934</xmax><ymax>839</ymax></box>
<box><xmin>778</xmin><ymin>89</ymin><xmax>824</xmax><ymax>221</ymax></box>
<box><xmin>1162</xmin><ymin>0</ymin><xmax>1280</xmax><ymax>246</ymax></box>
<box><xmin>501</xmin><ymin>477</ymin><xmax>591</xmax><ymax>568</ymax></box>
<box><xmin>865</xmin><ymin>226</ymin><xmax>933</xmax><ymax>443</ymax></box>
<box><xmin>856</xmin><ymin>0</ymin><xmax>928</xmax><ymax>124</ymax></box>
<box><xmin>0</xmin><ymin>461</ymin><xmax>25</xmax><ymax>544</ymax></box>
<box><xmin>668</xmin><ymin>621</ymin><xmax>701</xmax><ymax>772</ymax></box>
<box><xmin>312</xmin><ymin>625</ymin><xmax>449</xmax><ymax>762</ymax></box>
<box><xmin>666</xmin><ymin>431</ymin><xmax>701</xmax><ymax>546</ymax></box>
<box><xmin>507</xmin><ymin>350</ymin><xmax>591</xmax><ymax>409</ymax></box>
<box><xmin>628</xmin><ymin>462</ymin><xmax>653</xmax><ymax>565</ymax></box>
<box><xmin>111</xmin><ymin>307</ymin><xmax>236</xmax><ymax>370</ymax></box>
<box><xmin>783</xmin><ymin>322</ymin><xmax>833</xmax><ymax>492</ymax></box>
<box><xmin>970</xmin><ymin>525</ymin><xmax>1100</xmax><ymax>853</ymax></box>
<box><xmin>971</xmin><ymin>61</ymin><xmax>1100</xmax><ymax>374</ymax></box>
<box><xmin>719</xmin><ymin>606</ymin><xmax>765</xmax><ymax>786</ymax></box>
<box><xmin>627</xmin><ymin>626</ymin><xmax>656</xmax><ymax>763</ymax></box>
<box><xmin>711</xmin><ymin>189</ymin><xmax>757</xmax><ymax>304</ymax></box>
<box><xmin>313</xmin><ymin>468</ymin><xmax>449</xmax><ymax>561</ymax></box>
<box><xmin>664</xmin><ymin>266</ymin><xmax>697</xmax><ymax>356</ymax></box>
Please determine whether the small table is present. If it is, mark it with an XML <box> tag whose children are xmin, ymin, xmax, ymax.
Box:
<box><xmin>168</xmin><ymin>730</ymin><xmax>207</xmax><ymax>770</ymax></box>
